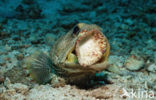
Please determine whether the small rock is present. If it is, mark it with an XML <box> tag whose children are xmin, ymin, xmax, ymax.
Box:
<box><xmin>4</xmin><ymin>78</ymin><xmax>11</xmax><ymax>87</ymax></box>
<box><xmin>0</xmin><ymin>75</ymin><xmax>4</xmax><ymax>83</ymax></box>
<box><xmin>107</xmin><ymin>55</ymin><xmax>130</xmax><ymax>75</ymax></box>
<box><xmin>120</xmin><ymin>24</ymin><xmax>129</xmax><ymax>30</ymax></box>
<box><xmin>124</xmin><ymin>55</ymin><xmax>144</xmax><ymax>71</ymax></box>
<box><xmin>5</xmin><ymin>45</ymin><xmax>11</xmax><ymax>51</ymax></box>
<box><xmin>3</xmin><ymin>57</ymin><xmax>11</xmax><ymax>61</ymax></box>
<box><xmin>8</xmin><ymin>83</ymin><xmax>29</xmax><ymax>94</ymax></box>
<box><xmin>107</xmin><ymin>64</ymin><xmax>129</xmax><ymax>75</ymax></box>
<box><xmin>147</xmin><ymin>63</ymin><xmax>156</xmax><ymax>72</ymax></box>
<box><xmin>107</xmin><ymin>65</ymin><xmax>122</xmax><ymax>75</ymax></box>
<box><xmin>16</xmin><ymin>53</ymin><xmax>24</xmax><ymax>60</ymax></box>
<box><xmin>125</xmin><ymin>18</ymin><xmax>133</xmax><ymax>25</ymax></box>
<box><xmin>30</xmin><ymin>35</ymin><xmax>41</xmax><ymax>44</ymax></box>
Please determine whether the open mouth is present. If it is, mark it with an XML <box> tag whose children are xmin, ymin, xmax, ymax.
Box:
<box><xmin>66</xmin><ymin>29</ymin><xmax>107</xmax><ymax>67</ymax></box>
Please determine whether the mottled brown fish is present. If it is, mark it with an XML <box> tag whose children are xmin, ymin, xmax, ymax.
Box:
<box><xmin>27</xmin><ymin>23</ymin><xmax>110</xmax><ymax>86</ymax></box>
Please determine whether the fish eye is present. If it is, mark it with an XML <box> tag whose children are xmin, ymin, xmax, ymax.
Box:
<box><xmin>73</xmin><ymin>25</ymin><xmax>80</xmax><ymax>35</ymax></box>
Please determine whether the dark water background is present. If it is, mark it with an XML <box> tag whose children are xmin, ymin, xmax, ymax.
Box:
<box><xmin>0</xmin><ymin>0</ymin><xmax>155</xmax><ymax>58</ymax></box>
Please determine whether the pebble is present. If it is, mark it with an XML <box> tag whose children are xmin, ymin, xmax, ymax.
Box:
<box><xmin>147</xmin><ymin>63</ymin><xmax>156</xmax><ymax>72</ymax></box>
<box><xmin>5</xmin><ymin>44</ymin><xmax>11</xmax><ymax>51</ymax></box>
<box><xmin>124</xmin><ymin>55</ymin><xmax>144</xmax><ymax>71</ymax></box>
<box><xmin>0</xmin><ymin>75</ymin><xmax>4</xmax><ymax>83</ymax></box>
<box><xmin>120</xmin><ymin>24</ymin><xmax>129</xmax><ymax>30</ymax></box>
<box><xmin>107</xmin><ymin>64</ymin><xmax>122</xmax><ymax>75</ymax></box>
<box><xmin>4</xmin><ymin>78</ymin><xmax>11</xmax><ymax>87</ymax></box>
<box><xmin>30</xmin><ymin>35</ymin><xmax>41</xmax><ymax>44</ymax></box>
<box><xmin>8</xmin><ymin>83</ymin><xmax>29</xmax><ymax>94</ymax></box>
<box><xmin>16</xmin><ymin>53</ymin><xmax>24</xmax><ymax>60</ymax></box>
<box><xmin>125</xmin><ymin>18</ymin><xmax>133</xmax><ymax>25</ymax></box>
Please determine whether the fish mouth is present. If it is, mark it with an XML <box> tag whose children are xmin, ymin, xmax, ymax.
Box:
<box><xmin>66</xmin><ymin>29</ymin><xmax>107</xmax><ymax>67</ymax></box>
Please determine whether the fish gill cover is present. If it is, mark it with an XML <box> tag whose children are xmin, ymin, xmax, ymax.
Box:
<box><xmin>0</xmin><ymin>0</ymin><xmax>156</xmax><ymax>100</ymax></box>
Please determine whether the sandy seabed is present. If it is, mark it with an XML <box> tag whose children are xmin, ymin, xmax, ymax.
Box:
<box><xmin>0</xmin><ymin>0</ymin><xmax>156</xmax><ymax>100</ymax></box>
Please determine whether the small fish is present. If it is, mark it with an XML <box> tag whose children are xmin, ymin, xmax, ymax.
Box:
<box><xmin>28</xmin><ymin>23</ymin><xmax>110</xmax><ymax>86</ymax></box>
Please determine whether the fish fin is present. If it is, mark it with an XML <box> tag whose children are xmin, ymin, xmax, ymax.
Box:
<box><xmin>27</xmin><ymin>51</ymin><xmax>53</xmax><ymax>84</ymax></box>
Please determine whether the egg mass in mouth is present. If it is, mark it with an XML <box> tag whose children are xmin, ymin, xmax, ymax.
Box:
<box><xmin>67</xmin><ymin>29</ymin><xmax>107</xmax><ymax>67</ymax></box>
<box><xmin>76</xmin><ymin>29</ymin><xmax>107</xmax><ymax>67</ymax></box>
